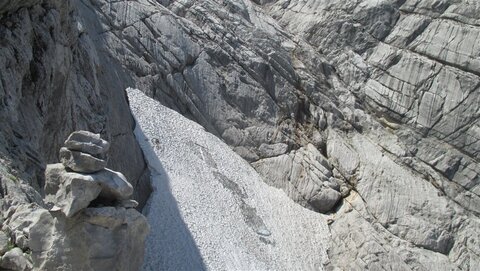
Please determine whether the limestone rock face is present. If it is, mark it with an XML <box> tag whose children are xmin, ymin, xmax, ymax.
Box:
<box><xmin>28</xmin><ymin>206</ymin><xmax>148</xmax><ymax>271</ymax></box>
<box><xmin>1</xmin><ymin>0</ymin><xmax>479</xmax><ymax>270</ymax></box>
<box><xmin>0</xmin><ymin>0</ymin><xmax>151</xmax><ymax>208</ymax></box>
<box><xmin>253</xmin><ymin>143</ymin><xmax>342</xmax><ymax>213</ymax></box>
<box><xmin>103</xmin><ymin>0</ymin><xmax>476</xmax><ymax>269</ymax></box>
<box><xmin>0</xmin><ymin>231</ymin><xmax>9</xmax><ymax>255</ymax></box>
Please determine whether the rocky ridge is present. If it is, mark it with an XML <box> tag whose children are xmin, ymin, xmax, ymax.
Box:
<box><xmin>84</xmin><ymin>0</ymin><xmax>477</xmax><ymax>269</ymax></box>
<box><xmin>0</xmin><ymin>0</ymin><xmax>478</xmax><ymax>270</ymax></box>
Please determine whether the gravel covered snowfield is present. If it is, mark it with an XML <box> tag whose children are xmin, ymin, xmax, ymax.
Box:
<box><xmin>127</xmin><ymin>88</ymin><xmax>329</xmax><ymax>271</ymax></box>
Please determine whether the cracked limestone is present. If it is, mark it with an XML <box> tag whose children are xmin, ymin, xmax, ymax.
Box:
<box><xmin>1</xmin><ymin>0</ymin><xmax>479</xmax><ymax>270</ymax></box>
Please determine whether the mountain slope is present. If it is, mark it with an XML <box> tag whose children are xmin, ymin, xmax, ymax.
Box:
<box><xmin>0</xmin><ymin>0</ymin><xmax>478</xmax><ymax>270</ymax></box>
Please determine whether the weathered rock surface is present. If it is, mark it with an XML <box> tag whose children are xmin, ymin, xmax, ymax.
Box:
<box><xmin>1</xmin><ymin>0</ymin><xmax>479</xmax><ymax>270</ymax></box>
<box><xmin>46</xmin><ymin>165</ymin><xmax>134</xmax><ymax>217</ymax></box>
<box><xmin>2</xmin><ymin>203</ymin><xmax>148</xmax><ymax>271</ymax></box>
<box><xmin>0</xmin><ymin>247</ymin><xmax>33</xmax><ymax>271</ymax></box>
<box><xmin>49</xmin><ymin>169</ymin><xmax>103</xmax><ymax>217</ymax></box>
<box><xmin>45</xmin><ymin>165</ymin><xmax>134</xmax><ymax>215</ymax></box>
<box><xmin>64</xmin><ymin>131</ymin><xmax>110</xmax><ymax>157</ymax></box>
<box><xmin>0</xmin><ymin>0</ymin><xmax>151</xmax><ymax>208</ymax></box>
<box><xmin>119</xmin><ymin>1</ymin><xmax>477</xmax><ymax>269</ymax></box>
<box><xmin>28</xmin><ymin>206</ymin><xmax>148</xmax><ymax>271</ymax></box>
<box><xmin>59</xmin><ymin>147</ymin><xmax>107</xmax><ymax>173</ymax></box>
<box><xmin>1</xmin><ymin>130</ymin><xmax>148</xmax><ymax>270</ymax></box>
<box><xmin>253</xmin><ymin>143</ymin><xmax>342</xmax><ymax>213</ymax></box>
<box><xmin>0</xmin><ymin>231</ymin><xmax>9</xmax><ymax>256</ymax></box>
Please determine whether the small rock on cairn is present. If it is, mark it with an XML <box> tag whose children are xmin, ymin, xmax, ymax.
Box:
<box><xmin>45</xmin><ymin>131</ymin><xmax>138</xmax><ymax>217</ymax></box>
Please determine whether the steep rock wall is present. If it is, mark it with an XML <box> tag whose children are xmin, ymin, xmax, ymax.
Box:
<box><xmin>0</xmin><ymin>0</ymin><xmax>478</xmax><ymax>270</ymax></box>
<box><xmin>0</xmin><ymin>0</ymin><xmax>151</xmax><ymax>206</ymax></box>
<box><xmin>73</xmin><ymin>0</ymin><xmax>479</xmax><ymax>269</ymax></box>
<box><xmin>0</xmin><ymin>1</ymin><xmax>152</xmax><ymax>269</ymax></box>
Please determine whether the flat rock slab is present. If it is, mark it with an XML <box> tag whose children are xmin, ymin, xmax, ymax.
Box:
<box><xmin>64</xmin><ymin>130</ymin><xmax>110</xmax><ymax>157</ymax></box>
<box><xmin>60</xmin><ymin>147</ymin><xmax>107</xmax><ymax>173</ymax></box>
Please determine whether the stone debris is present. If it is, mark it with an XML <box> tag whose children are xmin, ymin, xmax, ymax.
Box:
<box><xmin>129</xmin><ymin>88</ymin><xmax>330</xmax><ymax>271</ymax></box>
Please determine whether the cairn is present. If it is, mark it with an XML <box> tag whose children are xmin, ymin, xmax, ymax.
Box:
<box><xmin>45</xmin><ymin>131</ymin><xmax>137</xmax><ymax>217</ymax></box>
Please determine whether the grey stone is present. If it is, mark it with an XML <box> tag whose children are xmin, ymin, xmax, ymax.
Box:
<box><xmin>253</xmin><ymin>143</ymin><xmax>339</xmax><ymax>213</ymax></box>
<box><xmin>13</xmin><ymin>231</ymin><xmax>28</xmax><ymax>251</ymax></box>
<box><xmin>326</xmin><ymin>130</ymin><xmax>359</xmax><ymax>178</ymax></box>
<box><xmin>0</xmin><ymin>231</ymin><xmax>9</xmax><ymax>256</ymax></box>
<box><xmin>117</xmin><ymin>199</ymin><xmax>139</xmax><ymax>209</ymax></box>
<box><xmin>59</xmin><ymin>147</ymin><xmax>107</xmax><ymax>173</ymax></box>
<box><xmin>0</xmin><ymin>247</ymin><xmax>32</xmax><ymax>271</ymax></box>
<box><xmin>45</xmin><ymin>166</ymin><xmax>133</xmax><ymax>217</ymax></box>
<box><xmin>44</xmin><ymin>163</ymin><xmax>66</xmax><ymax>204</ymax></box>
<box><xmin>1</xmin><ymin>0</ymin><xmax>479</xmax><ymax>270</ymax></box>
<box><xmin>64</xmin><ymin>130</ymin><xmax>110</xmax><ymax>157</ymax></box>
<box><xmin>309</xmin><ymin>188</ymin><xmax>341</xmax><ymax>213</ymax></box>
<box><xmin>92</xmin><ymin>169</ymin><xmax>134</xmax><ymax>201</ymax></box>
<box><xmin>257</xmin><ymin>143</ymin><xmax>289</xmax><ymax>158</ymax></box>
<box><xmin>51</xmin><ymin>172</ymin><xmax>103</xmax><ymax>217</ymax></box>
<box><xmin>28</xmin><ymin>207</ymin><xmax>149</xmax><ymax>271</ymax></box>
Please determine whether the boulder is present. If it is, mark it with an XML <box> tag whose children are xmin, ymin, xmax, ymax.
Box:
<box><xmin>64</xmin><ymin>130</ymin><xmax>110</xmax><ymax>157</ymax></box>
<box><xmin>28</xmin><ymin>207</ymin><xmax>149</xmax><ymax>271</ymax></box>
<box><xmin>0</xmin><ymin>231</ymin><xmax>9</xmax><ymax>255</ymax></box>
<box><xmin>46</xmin><ymin>168</ymin><xmax>133</xmax><ymax>217</ymax></box>
<box><xmin>51</xmin><ymin>172</ymin><xmax>103</xmax><ymax>217</ymax></box>
<box><xmin>309</xmin><ymin>188</ymin><xmax>341</xmax><ymax>213</ymax></box>
<box><xmin>0</xmin><ymin>247</ymin><xmax>33</xmax><ymax>271</ymax></box>
<box><xmin>59</xmin><ymin>147</ymin><xmax>107</xmax><ymax>173</ymax></box>
<box><xmin>91</xmin><ymin>169</ymin><xmax>133</xmax><ymax>201</ymax></box>
<box><xmin>44</xmin><ymin>163</ymin><xmax>67</xmax><ymax>204</ymax></box>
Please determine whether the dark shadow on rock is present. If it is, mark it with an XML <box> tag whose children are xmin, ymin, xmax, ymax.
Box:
<box><xmin>135</xmin><ymin>126</ymin><xmax>206</xmax><ymax>271</ymax></box>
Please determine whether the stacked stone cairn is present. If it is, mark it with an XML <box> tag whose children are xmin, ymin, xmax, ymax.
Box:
<box><xmin>45</xmin><ymin>130</ymin><xmax>137</xmax><ymax>217</ymax></box>
<box><xmin>0</xmin><ymin>131</ymin><xmax>148</xmax><ymax>271</ymax></box>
